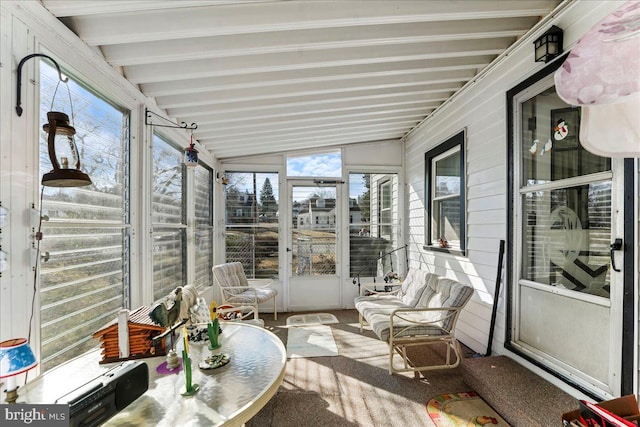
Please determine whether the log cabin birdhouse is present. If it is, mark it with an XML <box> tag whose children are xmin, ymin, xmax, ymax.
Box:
<box><xmin>93</xmin><ymin>306</ymin><xmax>166</xmax><ymax>364</ymax></box>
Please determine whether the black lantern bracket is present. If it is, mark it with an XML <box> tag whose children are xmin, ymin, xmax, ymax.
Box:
<box><xmin>145</xmin><ymin>109</ymin><xmax>197</xmax><ymax>130</ymax></box>
<box><xmin>16</xmin><ymin>53</ymin><xmax>68</xmax><ymax>117</ymax></box>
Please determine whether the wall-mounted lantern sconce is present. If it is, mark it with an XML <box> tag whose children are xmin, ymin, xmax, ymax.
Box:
<box><xmin>41</xmin><ymin>111</ymin><xmax>92</xmax><ymax>187</ymax></box>
<box><xmin>534</xmin><ymin>25</ymin><xmax>563</xmax><ymax>63</ymax></box>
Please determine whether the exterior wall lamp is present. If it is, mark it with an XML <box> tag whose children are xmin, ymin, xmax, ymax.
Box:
<box><xmin>534</xmin><ymin>25</ymin><xmax>564</xmax><ymax>63</ymax></box>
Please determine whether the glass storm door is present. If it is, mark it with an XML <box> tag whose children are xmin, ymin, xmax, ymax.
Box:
<box><xmin>511</xmin><ymin>74</ymin><xmax>625</xmax><ymax>399</ymax></box>
<box><xmin>287</xmin><ymin>182</ymin><xmax>341</xmax><ymax>310</ymax></box>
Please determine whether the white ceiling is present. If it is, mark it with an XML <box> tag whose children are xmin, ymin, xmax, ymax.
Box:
<box><xmin>41</xmin><ymin>0</ymin><xmax>563</xmax><ymax>159</ymax></box>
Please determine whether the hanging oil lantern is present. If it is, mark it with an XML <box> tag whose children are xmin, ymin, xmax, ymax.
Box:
<box><xmin>41</xmin><ymin>111</ymin><xmax>92</xmax><ymax>187</ymax></box>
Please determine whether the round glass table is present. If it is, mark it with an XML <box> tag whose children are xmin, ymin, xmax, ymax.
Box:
<box><xmin>19</xmin><ymin>322</ymin><xmax>286</xmax><ymax>427</ymax></box>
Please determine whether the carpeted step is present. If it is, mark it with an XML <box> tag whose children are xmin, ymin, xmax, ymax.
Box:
<box><xmin>462</xmin><ymin>355</ymin><xmax>577</xmax><ymax>427</ymax></box>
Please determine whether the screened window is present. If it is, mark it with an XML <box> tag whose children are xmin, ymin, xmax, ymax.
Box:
<box><xmin>39</xmin><ymin>61</ymin><xmax>130</xmax><ymax>372</ymax></box>
<box><xmin>151</xmin><ymin>134</ymin><xmax>186</xmax><ymax>300</ymax></box>
<box><xmin>425</xmin><ymin>131</ymin><xmax>466</xmax><ymax>254</ymax></box>
<box><xmin>224</xmin><ymin>172</ymin><xmax>279</xmax><ymax>278</ymax></box>
<box><xmin>349</xmin><ymin>173</ymin><xmax>399</xmax><ymax>278</ymax></box>
<box><xmin>194</xmin><ymin>165</ymin><xmax>213</xmax><ymax>288</ymax></box>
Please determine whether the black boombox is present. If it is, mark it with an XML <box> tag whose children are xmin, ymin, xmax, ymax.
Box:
<box><xmin>56</xmin><ymin>360</ymin><xmax>149</xmax><ymax>427</ymax></box>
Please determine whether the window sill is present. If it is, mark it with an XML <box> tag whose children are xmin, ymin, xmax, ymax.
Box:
<box><xmin>423</xmin><ymin>245</ymin><xmax>466</xmax><ymax>257</ymax></box>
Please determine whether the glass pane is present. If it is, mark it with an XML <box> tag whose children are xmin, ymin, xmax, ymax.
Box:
<box><xmin>152</xmin><ymin>134</ymin><xmax>183</xmax><ymax>224</ymax></box>
<box><xmin>224</xmin><ymin>172</ymin><xmax>279</xmax><ymax>279</ymax></box>
<box><xmin>520</xmin><ymin>87</ymin><xmax>610</xmax><ymax>186</ymax></box>
<box><xmin>433</xmin><ymin>196</ymin><xmax>461</xmax><ymax>246</ymax></box>
<box><xmin>224</xmin><ymin>173</ymin><xmax>279</xmax><ymax>225</ymax></box>
<box><xmin>194</xmin><ymin>166</ymin><xmax>213</xmax><ymax>288</ymax></box>
<box><xmin>381</xmin><ymin>182</ymin><xmax>391</xmax><ymax>209</ymax></box>
<box><xmin>153</xmin><ymin>229</ymin><xmax>185</xmax><ymax>300</ymax></box>
<box><xmin>39</xmin><ymin>62</ymin><xmax>128</xmax><ymax>372</ymax></box>
<box><xmin>521</xmin><ymin>182</ymin><xmax>611</xmax><ymax>297</ymax></box>
<box><xmin>287</xmin><ymin>151</ymin><xmax>341</xmax><ymax>177</ymax></box>
<box><xmin>434</xmin><ymin>151</ymin><xmax>460</xmax><ymax>198</ymax></box>
<box><xmin>40</xmin><ymin>227</ymin><xmax>125</xmax><ymax>370</ymax></box>
<box><xmin>291</xmin><ymin>186</ymin><xmax>336</xmax><ymax>276</ymax></box>
<box><xmin>40</xmin><ymin>65</ymin><xmax>127</xmax><ymax>223</ymax></box>
<box><xmin>348</xmin><ymin>173</ymin><xmax>398</xmax><ymax>278</ymax></box>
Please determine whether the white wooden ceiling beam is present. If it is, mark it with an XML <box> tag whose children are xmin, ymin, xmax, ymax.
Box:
<box><xmin>204</xmin><ymin>119</ymin><xmax>420</xmax><ymax>150</ymax></box>
<box><xmin>60</xmin><ymin>1</ymin><xmax>560</xmax><ymax>46</ymax></box>
<box><xmin>41</xmin><ymin>1</ymin><xmax>267</xmax><ymax>17</ymax></box>
<box><xmin>155</xmin><ymin>70</ymin><xmax>475</xmax><ymax>109</ymax></box>
<box><xmin>205</xmin><ymin>106</ymin><xmax>433</xmax><ymax>132</ymax></box>
<box><xmin>102</xmin><ymin>17</ymin><xmax>537</xmax><ymax>66</ymax></box>
<box><xmin>202</xmin><ymin>124</ymin><xmax>412</xmax><ymax>152</ymax></box>
<box><xmin>198</xmin><ymin>113</ymin><xmax>427</xmax><ymax>140</ymax></box>
<box><xmin>210</xmin><ymin>132</ymin><xmax>403</xmax><ymax>159</ymax></box>
<box><xmin>177</xmin><ymin>95</ymin><xmax>446</xmax><ymax>123</ymax></box>
<box><xmin>124</xmin><ymin>38</ymin><xmax>511</xmax><ymax>84</ymax></box>
<box><xmin>192</xmin><ymin>101</ymin><xmax>440</xmax><ymax>127</ymax></box>
<box><xmin>166</xmin><ymin>86</ymin><xmax>458</xmax><ymax>117</ymax></box>
<box><xmin>140</xmin><ymin>56</ymin><xmax>493</xmax><ymax>97</ymax></box>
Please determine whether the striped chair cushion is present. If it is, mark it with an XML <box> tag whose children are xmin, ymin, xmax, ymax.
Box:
<box><xmin>213</xmin><ymin>262</ymin><xmax>249</xmax><ymax>295</ymax></box>
<box><xmin>226</xmin><ymin>288</ymin><xmax>278</xmax><ymax>304</ymax></box>
<box><xmin>360</xmin><ymin>277</ymin><xmax>473</xmax><ymax>342</ymax></box>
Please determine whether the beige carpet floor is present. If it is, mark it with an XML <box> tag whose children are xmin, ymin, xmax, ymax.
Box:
<box><xmin>247</xmin><ymin>309</ymin><xmax>472</xmax><ymax>427</ymax></box>
<box><xmin>246</xmin><ymin>309</ymin><xmax>579</xmax><ymax>427</ymax></box>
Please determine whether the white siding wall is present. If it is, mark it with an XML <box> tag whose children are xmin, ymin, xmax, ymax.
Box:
<box><xmin>403</xmin><ymin>0</ymin><xmax>629</xmax><ymax>365</ymax></box>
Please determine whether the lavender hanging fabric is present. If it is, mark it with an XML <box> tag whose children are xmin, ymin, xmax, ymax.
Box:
<box><xmin>554</xmin><ymin>1</ymin><xmax>640</xmax><ymax>157</ymax></box>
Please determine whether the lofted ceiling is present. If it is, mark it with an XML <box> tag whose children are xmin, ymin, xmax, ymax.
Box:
<box><xmin>41</xmin><ymin>0</ymin><xmax>564</xmax><ymax>159</ymax></box>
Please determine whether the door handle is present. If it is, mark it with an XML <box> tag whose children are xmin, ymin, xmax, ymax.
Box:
<box><xmin>286</xmin><ymin>248</ymin><xmax>292</xmax><ymax>252</ymax></box>
<box><xmin>610</xmin><ymin>238</ymin><xmax>623</xmax><ymax>272</ymax></box>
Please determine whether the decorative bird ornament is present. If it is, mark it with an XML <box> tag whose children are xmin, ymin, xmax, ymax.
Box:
<box><xmin>149</xmin><ymin>286</ymin><xmax>183</xmax><ymax>328</ymax></box>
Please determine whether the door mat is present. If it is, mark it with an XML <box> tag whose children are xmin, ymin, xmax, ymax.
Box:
<box><xmin>286</xmin><ymin>313</ymin><xmax>339</xmax><ymax>326</ymax></box>
<box><xmin>286</xmin><ymin>325</ymin><xmax>338</xmax><ymax>358</ymax></box>
<box><xmin>426</xmin><ymin>391</ymin><xmax>511</xmax><ymax>427</ymax></box>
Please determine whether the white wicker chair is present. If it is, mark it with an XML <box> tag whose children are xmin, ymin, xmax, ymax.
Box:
<box><xmin>212</xmin><ymin>262</ymin><xmax>278</xmax><ymax>320</ymax></box>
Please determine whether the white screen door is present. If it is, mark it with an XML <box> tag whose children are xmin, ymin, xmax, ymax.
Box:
<box><xmin>287</xmin><ymin>182</ymin><xmax>341</xmax><ymax>310</ymax></box>
<box><xmin>511</xmin><ymin>75</ymin><xmax>625</xmax><ymax>398</ymax></box>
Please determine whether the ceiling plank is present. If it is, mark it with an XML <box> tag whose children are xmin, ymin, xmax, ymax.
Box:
<box><xmin>192</xmin><ymin>101</ymin><xmax>441</xmax><ymax>127</ymax></box>
<box><xmin>198</xmin><ymin>114</ymin><xmax>427</xmax><ymax>140</ymax></box>
<box><xmin>102</xmin><ymin>17</ymin><xmax>538</xmax><ymax>66</ymax></box>
<box><xmin>155</xmin><ymin>69</ymin><xmax>475</xmax><ymax>109</ymax></box>
<box><xmin>63</xmin><ymin>1</ymin><xmax>560</xmax><ymax>46</ymax></box>
<box><xmin>140</xmin><ymin>56</ymin><xmax>494</xmax><ymax>97</ymax></box>
<box><xmin>167</xmin><ymin>86</ymin><xmax>459</xmax><ymax>117</ymax></box>
<box><xmin>202</xmin><ymin>125</ymin><xmax>411</xmax><ymax>154</ymax></box>
<box><xmin>124</xmin><ymin>38</ymin><xmax>512</xmax><ymax>84</ymax></box>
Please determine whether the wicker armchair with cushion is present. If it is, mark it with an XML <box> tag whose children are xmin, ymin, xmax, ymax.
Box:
<box><xmin>212</xmin><ymin>262</ymin><xmax>278</xmax><ymax>320</ymax></box>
